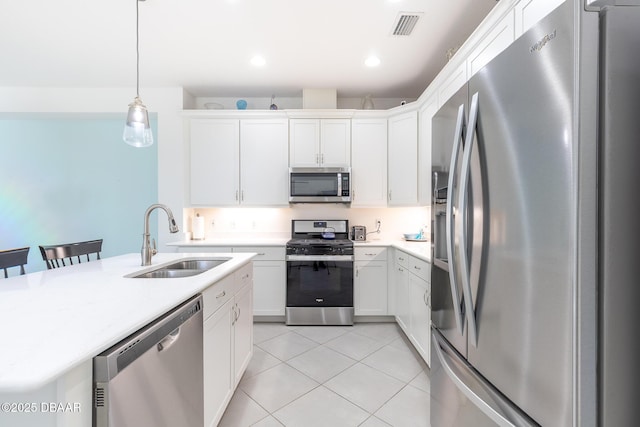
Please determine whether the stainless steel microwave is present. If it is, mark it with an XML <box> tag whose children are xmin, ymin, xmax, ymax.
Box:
<box><xmin>289</xmin><ymin>167</ymin><xmax>351</xmax><ymax>203</ymax></box>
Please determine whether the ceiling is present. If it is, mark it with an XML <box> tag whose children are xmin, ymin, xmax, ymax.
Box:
<box><xmin>0</xmin><ymin>0</ymin><xmax>497</xmax><ymax>100</ymax></box>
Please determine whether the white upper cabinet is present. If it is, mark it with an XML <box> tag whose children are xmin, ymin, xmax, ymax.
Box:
<box><xmin>515</xmin><ymin>0</ymin><xmax>565</xmax><ymax>37</ymax></box>
<box><xmin>190</xmin><ymin>119</ymin><xmax>240</xmax><ymax>206</ymax></box>
<box><xmin>351</xmin><ymin>118</ymin><xmax>388</xmax><ymax>207</ymax></box>
<box><xmin>418</xmin><ymin>96</ymin><xmax>438</xmax><ymax>206</ymax></box>
<box><xmin>467</xmin><ymin>9</ymin><xmax>515</xmax><ymax>78</ymax></box>
<box><xmin>240</xmin><ymin>119</ymin><xmax>289</xmax><ymax>206</ymax></box>
<box><xmin>190</xmin><ymin>118</ymin><xmax>288</xmax><ymax>206</ymax></box>
<box><xmin>388</xmin><ymin>111</ymin><xmax>418</xmax><ymax>206</ymax></box>
<box><xmin>289</xmin><ymin>119</ymin><xmax>350</xmax><ymax>167</ymax></box>
<box><xmin>437</xmin><ymin>62</ymin><xmax>468</xmax><ymax>108</ymax></box>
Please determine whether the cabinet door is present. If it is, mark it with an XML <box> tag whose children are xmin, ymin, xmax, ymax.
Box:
<box><xmin>388</xmin><ymin>111</ymin><xmax>418</xmax><ymax>206</ymax></box>
<box><xmin>409</xmin><ymin>273</ymin><xmax>431</xmax><ymax>366</ymax></box>
<box><xmin>203</xmin><ymin>299</ymin><xmax>233</xmax><ymax>427</ymax></box>
<box><xmin>252</xmin><ymin>261</ymin><xmax>286</xmax><ymax>316</ymax></box>
<box><xmin>354</xmin><ymin>260</ymin><xmax>388</xmax><ymax>316</ymax></box>
<box><xmin>394</xmin><ymin>263</ymin><xmax>410</xmax><ymax>332</ymax></box>
<box><xmin>190</xmin><ymin>119</ymin><xmax>240</xmax><ymax>206</ymax></box>
<box><xmin>289</xmin><ymin>119</ymin><xmax>320</xmax><ymax>166</ymax></box>
<box><xmin>240</xmin><ymin>119</ymin><xmax>289</xmax><ymax>206</ymax></box>
<box><xmin>418</xmin><ymin>97</ymin><xmax>438</xmax><ymax>206</ymax></box>
<box><xmin>351</xmin><ymin>119</ymin><xmax>388</xmax><ymax>207</ymax></box>
<box><xmin>233</xmin><ymin>283</ymin><xmax>253</xmax><ymax>387</ymax></box>
<box><xmin>467</xmin><ymin>10</ymin><xmax>515</xmax><ymax>78</ymax></box>
<box><xmin>515</xmin><ymin>0</ymin><xmax>565</xmax><ymax>37</ymax></box>
<box><xmin>438</xmin><ymin>61</ymin><xmax>468</xmax><ymax>107</ymax></box>
<box><xmin>320</xmin><ymin>119</ymin><xmax>351</xmax><ymax>166</ymax></box>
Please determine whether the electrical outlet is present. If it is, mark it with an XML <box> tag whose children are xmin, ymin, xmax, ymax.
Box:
<box><xmin>375</xmin><ymin>218</ymin><xmax>382</xmax><ymax>228</ymax></box>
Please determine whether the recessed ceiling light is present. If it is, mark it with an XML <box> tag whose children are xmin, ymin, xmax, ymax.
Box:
<box><xmin>250</xmin><ymin>55</ymin><xmax>266</xmax><ymax>67</ymax></box>
<box><xmin>365</xmin><ymin>56</ymin><xmax>381</xmax><ymax>67</ymax></box>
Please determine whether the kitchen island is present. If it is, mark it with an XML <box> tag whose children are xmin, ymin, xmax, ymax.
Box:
<box><xmin>0</xmin><ymin>252</ymin><xmax>255</xmax><ymax>427</ymax></box>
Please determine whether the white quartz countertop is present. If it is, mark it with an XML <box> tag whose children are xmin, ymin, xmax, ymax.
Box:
<box><xmin>168</xmin><ymin>237</ymin><xmax>289</xmax><ymax>247</ymax></box>
<box><xmin>0</xmin><ymin>252</ymin><xmax>255</xmax><ymax>393</ymax></box>
<box><xmin>169</xmin><ymin>237</ymin><xmax>431</xmax><ymax>262</ymax></box>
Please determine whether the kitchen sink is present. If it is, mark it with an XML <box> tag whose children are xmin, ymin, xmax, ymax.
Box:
<box><xmin>128</xmin><ymin>258</ymin><xmax>231</xmax><ymax>279</ymax></box>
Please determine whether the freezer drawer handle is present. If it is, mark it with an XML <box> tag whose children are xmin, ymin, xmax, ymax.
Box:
<box><xmin>432</xmin><ymin>332</ymin><xmax>536</xmax><ymax>427</ymax></box>
<box><xmin>446</xmin><ymin>103</ymin><xmax>466</xmax><ymax>336</ymax></box>
<box><xmin>458</xmin><ymin>91</ymin><xmax>480</xmax><ymax>347</ymax></box>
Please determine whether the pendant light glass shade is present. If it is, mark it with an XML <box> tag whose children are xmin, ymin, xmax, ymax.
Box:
<box><xmin>124</xmin><ymin>0</ymin><xmax>153</xmax><ymax>147</ymax></box>
<box><xmin>123</xmin><ymin>96</ymin><xmax>153</xmax><ymax>147</ymax></box>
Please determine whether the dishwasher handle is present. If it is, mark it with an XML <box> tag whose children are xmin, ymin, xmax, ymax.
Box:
<box><xmin>94</xmin><ymin>295</ymin><xmax>203</xmax><ymax>382</ymax></box>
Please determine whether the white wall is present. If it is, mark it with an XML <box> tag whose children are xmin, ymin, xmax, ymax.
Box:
<box><xmin>182</xmin><ymin>205</ymin><xmax>430</xmax><ymax>242</ymax></box>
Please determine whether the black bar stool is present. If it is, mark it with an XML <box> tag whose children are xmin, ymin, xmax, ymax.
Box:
<box><xmin>39</xmin><ymin>239</ymin><xmax>103</xmax><ymax>269</ymax></box>
<box><xmin>0</xmin><ymin>247</ymin><xmax>30</xmax><ymax>278</ymax></box>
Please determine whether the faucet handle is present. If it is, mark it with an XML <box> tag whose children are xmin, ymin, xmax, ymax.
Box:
<box><xmin>151</xmin><ymin>238</ymin><xmax>157</xmax><ymax>256</ymax></box>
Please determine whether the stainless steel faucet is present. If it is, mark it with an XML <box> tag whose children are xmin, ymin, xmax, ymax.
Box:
<box><xmin>141</xmin><ymin>203</ymin><xmax>180</xmax><ymax>266</ymax></box>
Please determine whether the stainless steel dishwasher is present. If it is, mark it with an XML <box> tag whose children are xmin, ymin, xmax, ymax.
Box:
<box><xmin>93</xmin><ymin>295</ymin><xmax>203</xmax><ymax>427</ymax></box>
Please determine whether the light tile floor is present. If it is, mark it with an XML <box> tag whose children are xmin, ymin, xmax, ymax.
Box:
<box><xmin>219</xmin><ymin>322</ymin><xmax>431</xmax><ymax>427</ymax></box>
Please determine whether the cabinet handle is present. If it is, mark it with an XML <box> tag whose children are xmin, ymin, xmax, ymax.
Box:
<box><xmin>316</xmin><ymin>153</ymin><xmax>319</xmax><ymax>164</ymax></box>
<box><xmin>424</xmin><ymin>290</ymin><xmax>428</xmax><ymax>306</ymax></box>
<box><xmin>356</xmin><ymin>267</ymin><xmax>359</xmax><ymax>278</ymax></box>
<box><xmin>365</xmin><ymin>253</ymin><xmax>377</xmax><ymax>256</ymax></box>
<box><xmin>398</xmin><ymin>267</ymin><xmax>404</xmax><ymax>272</ymax></box>
<box><xmin>216</xmin><ymin>290</ymin><xmax>226</xmax><ymax>299</ymax></box>
<box><xmin>242</xmin><ymin>273</ymin><xmax>250</xmax><ymax>280</ymax></box>
<box><xmin>236</xmin><ymin>304</ymin><xmax>241</xmax><ymax>322</ymax></box>
<box><xmin>321</xmin><ymin>153</ymin><xmax>324</xmax><ymax>164</ymax></box>
<box><xmin>235</xmin><ymin>190</ymin><xmax>239</xmax><ymax>201</ymax></box>
<box><xmin>241</xmin><ymin>190</ymin><xmax>244</xmax><ymax>201</ymax></box>
<box><xmin>388</xmin><ymin>191</ymin><xmax>392</xmax><ymax>201</ymax></box>
<box><xmin>257</xmin><ymin>253</ymin><xmax>266</xmax><ymax>256</ymax></box>
<box><xmin>414</xmin><ymin>266</ymin><xmax>421</xmax><ymax>271</ymax></box>
<box><xmin>398</xmin><ymin>257</ymin><xmax>405</xmax><ymax>261</ymax></box>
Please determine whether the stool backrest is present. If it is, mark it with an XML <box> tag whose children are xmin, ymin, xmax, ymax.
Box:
<box><xmin>0</xmin><ymin>247</ymin><xmax>30</xmax><ymax>278</ymax></box>
<box><xmin>39</xmin><ymin>239</ymin><xmax>103</xmax><ymax>270</ymax></box>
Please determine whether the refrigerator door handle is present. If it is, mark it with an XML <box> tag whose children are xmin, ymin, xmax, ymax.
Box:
<box><xmin>446</xmin><ymin>103</ymin><xmax>466</xmax><ymax>336</ymax></box>
<box><xmin>459</xmin><ymin>92</ymin><xmax>480</xmax><ymax>347</ymax></box>
<box><xmin>432</xmin><ymin>331</ymin><xmax>537</xmax><ymax>427</ymax></box>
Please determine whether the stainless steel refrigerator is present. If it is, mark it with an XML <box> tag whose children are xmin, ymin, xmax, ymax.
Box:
<box><xmin>430</xmin><ymin>1</ymin><xmax>640</xmax><ymax>426</ymax></box>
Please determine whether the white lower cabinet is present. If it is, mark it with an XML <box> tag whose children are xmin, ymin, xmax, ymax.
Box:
<box><xmin>354</xmin><ymin>247</ymin><xmax>388</xmax><ymax>316</ymax></box>
<box><xmin>408</xmin><ymin>260</ymin><xmax>431</xmax><ymax>365</ymax></box>
<box><xmin>393</xmin><ymin>249</ymin><xmax>431</xmax><ymax>366</ymax></box>
<box><xmin>393</xmin><ymin>252</ymin><xmax>410</xmax><ymax>331</ymax></box>
<box><xmin>233</xmin><ymin>280</ymin><xmax>253</xmax><ymax>386</ymax></box>
<box><xmin>232</xmin><ymin>246</ymin><xmax>286</xmax><ymax>316</ymax></box>
<box><xmin>202</xmin><ymin>263</ymin><xmax>254</xmax><ymax>427</ymax></box>
<box><xmin>203</xmin><ymin>297</ymin><xmax>233</xmax><ymax>427</ymax></box>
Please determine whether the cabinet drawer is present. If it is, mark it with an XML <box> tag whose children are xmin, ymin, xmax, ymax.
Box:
<box><xmin>202</xmin><ymin>273</ymin><xmax>234</xmax><ymax>320</ymax></box>
<box><xmin>355</xmin><ymin>246</ymin><xmax>387</xmax><ymax>261</ymax></box>
<box><xmin>233</xmin><ymin>246</ymin><xmax>285</xmax><ymax>261</ymax></box>
<box><xmin>394</xmin><ymin>250</ymin><xmax>409</xmax><ymax>268</ymax></box>
<box><xmin>409</xmin><ymin>256</ymin><xmax>431</xmax><ymax>281</ymax></box>
<box><xmin>235</xmin><ymin>263</ymin><xmax>253</xmax><ymax>291</ymax></box>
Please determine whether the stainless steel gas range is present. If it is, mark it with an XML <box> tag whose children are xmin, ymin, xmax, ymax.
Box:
<box><xmin>285</xmin><ymin>220</ymin><xmax>354</xmax><ymax>325</ymax></box>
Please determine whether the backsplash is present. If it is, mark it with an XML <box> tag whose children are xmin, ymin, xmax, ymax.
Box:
<box><xmin>182</xmin><ymin>205</ymin><xmax>430</xmax><ymax>241</ymax></box>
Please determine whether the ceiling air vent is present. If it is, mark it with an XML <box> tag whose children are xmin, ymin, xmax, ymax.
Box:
<box><xmin>391</xmin><ymin>13</ymin><xmax>422</xmax><ymax>36</ymax></box>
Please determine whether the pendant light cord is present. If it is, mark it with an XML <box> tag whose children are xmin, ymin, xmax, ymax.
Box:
<box><xmin>136</xmin><ymin>0</ymin><xmax>140</xmax><ymax>98</ymax></box>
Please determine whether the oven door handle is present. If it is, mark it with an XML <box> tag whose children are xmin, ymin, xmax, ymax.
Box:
<box><xmin>286</xmin><ymin>255</ymin><xmax>354</xmax><ymax>262</ymax></box>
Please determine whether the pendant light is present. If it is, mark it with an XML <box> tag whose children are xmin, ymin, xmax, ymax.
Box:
<box><xmin>123</xmin><ymin>0</ymin><xmax>153</xmax><ymax>147</ymax></box>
